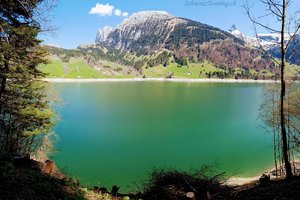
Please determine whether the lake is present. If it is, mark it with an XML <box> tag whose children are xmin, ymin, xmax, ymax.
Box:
<box><xmin>51</xmin><ymin>81</ymin><xmax>274</xmax><ymax>191</ymax></box>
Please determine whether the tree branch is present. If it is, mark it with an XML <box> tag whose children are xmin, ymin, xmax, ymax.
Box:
<box><xmin>0</xmin><ymin>24</ymin><xmax>10</xmax><ymax>44</ymax></box>
<box><xmin>244</xmin><ymin>4</ymin><xmax>281</xmax><ymax>33</ymax></box>
<box><xmin>285</xmin><ymin>24</ymin><xmax>300</xmax><ymax>51</ymax></box>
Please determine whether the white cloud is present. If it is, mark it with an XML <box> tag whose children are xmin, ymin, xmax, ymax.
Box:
<box><xmin>89</xmin><ymin>3</ymin><xmax>129</xmax><ymax>17</ymax></box>
<box><xmin>89</xmin><ymin>3</ymin><xmax>114</xmax><ymax>16</ymax></box>
<box><xmin>114</xmin><ymin>9</ymin><xmax>122</xmax><ymax>16</ymax></box>
<box><xmin>121</xmin><ymin>12</ymin><xmax>129</xmax><ymax>17</ymax></box>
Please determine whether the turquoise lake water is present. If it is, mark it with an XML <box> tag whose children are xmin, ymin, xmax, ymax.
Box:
<box><xmin>51</xmin><ymin>82</ymin><xmax>274</xmax><ymax>191</ymax></box>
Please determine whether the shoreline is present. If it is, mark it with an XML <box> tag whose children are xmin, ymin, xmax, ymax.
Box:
<box><xmin>227</xmin><ymin>176</ymin><xmax>261</xmax><ymax>186</ymax></box>
<box><xmin>44</xmin><ymin>78</ymin><xmax>281</xmax><ymax>83</ymax></box>
<box><xmin>228</xmin><ymin>161</ymin><xmax>300</xmax><ymax>185</ymax></box>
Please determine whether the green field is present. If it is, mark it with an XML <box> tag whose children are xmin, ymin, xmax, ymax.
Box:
<box><xmin>39</xmin><ymin>56</ymin><xmax>300</xmax><ymax>79</ymax></box>
<box><xmin>39</xmin><ymin>57</ymin><xmax>106</xmax><ymax>78</ymax></box>
<box><xmin>39</xmin><ymin>59</ymin><xmax>65</xmax><ymax>78</ymax></box>
<box><xmin>64</xmin><ymin>59</ymin><xmax>106</xmax><ymax>78</ymax></box>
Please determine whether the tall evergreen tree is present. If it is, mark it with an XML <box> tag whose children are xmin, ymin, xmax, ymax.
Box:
<box><xmin>0</xmin><ymin>0</ymin><xmax>54</xmax><ymax>156</ymax></box>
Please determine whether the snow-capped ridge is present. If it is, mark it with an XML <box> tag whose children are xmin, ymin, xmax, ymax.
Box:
<box><xmin>228</xmin><ymin>25</ymin><xmax>258</xmax><ymax>46</ymax></box>
<box><xmin>228</xmin><ymin>25</ymin><xmax>294</xmax><ymax>49</ymax></box>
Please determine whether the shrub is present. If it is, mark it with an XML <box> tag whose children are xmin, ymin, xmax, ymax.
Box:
<box><xmin>142</xmin><ymin>168</ymin><xmax>233</xmax><ymax>200</ymax></box>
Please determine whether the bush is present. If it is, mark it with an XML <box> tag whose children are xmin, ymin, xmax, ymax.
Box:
<box><xmin>175</xmin><ymin>57</ymin><xmax>188</xmax><ymax>67</ymax></box>
<box><xmin>142</xmin><ymin>168</ymin><xmax>233</xmax><ymax>200</ymax></box>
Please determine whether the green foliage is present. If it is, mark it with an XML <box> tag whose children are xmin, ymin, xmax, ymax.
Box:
<box><xmin>167</xmin><ymin>19</ymin><xmax>244</xmax><ymax>51</ymax></box>
<box><xmin>143</xmin><ymin>61</ymin><xmax>221</xmax><ymax>78</ymax></box>
<box><xmin>175</xmin><ymin>57</ymin><xmax>188</xmax><ymax>67</ymax></box>
<box><xmin>0</xmin><ymin>0</ymin><xmax>55</xmax><ymax>156</ymax></box>
<box><xmin>47</xmin><ymin>44</ymin><xmax>139</xmax><ymax>73</ymax></box>
<box><xmin>79</xmin><ymin>44</ymin><xmax>135</xmax><ymax>67</ymax></box>
<box><xmin>147</xmin><ymin>51</ymin><xmax>170</xmax><ymax>67</ymax></box>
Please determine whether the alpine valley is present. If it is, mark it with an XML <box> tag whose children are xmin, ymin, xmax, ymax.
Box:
<box><xmin>40</xmin><ymin>11</ymin><xmax>300</xmax><ymax>80</ymax></box>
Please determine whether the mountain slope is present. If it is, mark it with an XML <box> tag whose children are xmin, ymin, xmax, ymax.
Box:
<box><xmin>268</xmin><ymin>34</ymin><xmax>300</xmax><ymax>66</ymax></box>
<box><xmin>96</xmin><ymin>11</ymin><xmax>244</xmax><ymax>54</ymax></box>
<box><xmin>40</xmin><ymin>46</ymin><xmax>140</xmax><ymax>78</ymax></box>
<box><xmin>228</xmin><ymin>25</ymin><xmax>300</xmax><ymax>66</ymax></box>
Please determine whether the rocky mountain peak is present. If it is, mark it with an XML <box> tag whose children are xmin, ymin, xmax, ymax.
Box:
<box><xmin>95</xmin><ymin>25</ymin><xmax>114</xmax><ymax>43</ymax></box>
<box><xmin>228</xmin><ymin>25</ymin><xmax>259</xmax><ymax>47</ymax></box>
<box><xmin>228</xmin><ymin>24</ymin><xmax>238</xmax><ymax>32</ymax></box>
<box><xmin>117</xmin><ymin>11</ymin><xmax>173</xmax><ymax>28</ymax></box>
<box><xmin>114</xmin><ymin>10</ymin><xmax>177</xmax><ymax>37</ymax></box>
<box><xmin>95</xmin><ymin>11</ymin><xmax>245</xmax><ymax>53</ymax></box>
<box><xmin>95</xmin><ymin>10</ymin><xmax>187</xmax><ymax>50</ymax></box>
<box><xmin>228</xmin><ymin>24</ymin><xmax>243</xmax><ymax>38</ymax></box>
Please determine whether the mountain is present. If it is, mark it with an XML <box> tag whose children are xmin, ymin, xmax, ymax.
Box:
<box><xmin>268</xmin><ymin>34</ymin><xmax>300</xmax><ymax>65</ymax></box>
<box><xmin>228</xmin><ymin>25</ymin><xmax>300</xmax><ymax>66</ymax></box>
<box><xmin>228</xmin><ymin>25</ymin><xmax>258</xmax><ymax>46</ymax></box>
<box><xmin>41</xmin><ymin>11</ymin><xmax>300</xmax><ymax>80</ymax></box>
<box><xmin>257</xmin><ymin>33</ymin><xmax>291</xmax><ymax>49</ymax></box>
<box><xmin>95</xmin><ymin>26</ymin><xmax>114</xmax><ymax>44</ymax></box>
<box><xmin>228</xmin><ymin>25</ymin><xmax>291</xmax><ymax>49</ymax></box>
<box><xmin>255</xmin><ymin>33</ymin><xmax>299</xmax><ymax>66</ymax></box>
<box><xmin>92</xmin><ymin>11</ymin><xmax>280</xmax><ymax>80</ymax></box>
<box><xmin>285</xmin><ymin>34</ymin><xmax>300</xmax><ymax>65</ymax></box>
<box><xmin>96</xmin><ymin>11</ymin><xmax>244</xmax><ymax>54</ymax></box>
<box><xmin>96</xmin><ymin>11</ymin><xmax>180</xmax><ymax>52</ymax></box>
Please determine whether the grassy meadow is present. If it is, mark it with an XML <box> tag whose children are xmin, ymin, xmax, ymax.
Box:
<box><xmin>39</xmin><ymin>57</ymin><xmax>106</xmax><ymax>78</ymax></box>
<box><xmin>38</xmin><ymin>55</ymin><xmax>300</xmax><ymax>80</ymax></box>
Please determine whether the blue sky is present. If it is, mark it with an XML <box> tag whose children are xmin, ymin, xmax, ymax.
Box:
<box><xmin>40</xmin><ymin>0</ymin><xmax>300</xmax><ymax>49</ymax></box>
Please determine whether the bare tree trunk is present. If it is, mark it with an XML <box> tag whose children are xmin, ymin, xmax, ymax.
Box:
<box><xmin>274</xmin><ymin>128</ymin><xmax>278</xmax><ymax>177</ymax></box>
<box><xmin>272</xmin><ymin>93</ymin><xmax>278</xmax><ymax>177</ymax></box>
<box><xmin>280</xmin><ymin>0</ymin><xmax>292</xmax><ymax>179</ymax></box>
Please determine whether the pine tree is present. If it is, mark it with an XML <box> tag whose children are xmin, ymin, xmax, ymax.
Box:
<box><xmin>0</xmin><ymin>0</ymin><xmax>55</xmax><ymax>156</ymax></box>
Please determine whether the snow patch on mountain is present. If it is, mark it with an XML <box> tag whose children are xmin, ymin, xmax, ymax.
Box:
<box><xmin>228</xmin><ymin>25</ymin><xmax>258</xmax><ymax>46</ymax></box>
<box><xmin>256</xmin><ymin>33</ymin><xmax>291</xmax><ymax>49</ymax></box>
<box><xmin>228</xmin><ymin>25</ymin><xmax>294</xmax><ymax>49</ymax></box>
